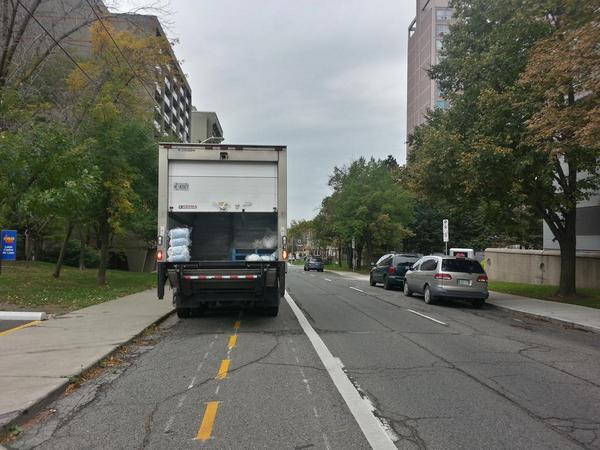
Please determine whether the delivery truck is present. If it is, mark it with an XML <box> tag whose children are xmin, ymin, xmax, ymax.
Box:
<box><xmin>156</xmin><ymin>143</ymin><xmax>287</xmax><ymax>318</ymax></box>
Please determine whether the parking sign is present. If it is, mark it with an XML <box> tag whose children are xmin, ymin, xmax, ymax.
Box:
<box><xmin>442</xmin><ymin>219</ymin><xmax>449</xmax><ymax>243</ymax></box>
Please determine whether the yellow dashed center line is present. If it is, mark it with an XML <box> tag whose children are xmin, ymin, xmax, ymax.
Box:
<box><xmin>216</xmin><ymin>359</ymin><xmax>231</xmax><ymax>379</ymax></box>
<box><xmin>0</xmin><ymin>320</ymin><xmax>41</xmax><ymax>337</ymax></box>
<box><xmin>228</xmin><ymin>335</ymin><xmax>238</xmax><ymax>350</ymax></box>
<box><xmin>195</xmin><ymin>401</ymin><xmax>220</xmax><ymax>441</ymax></box>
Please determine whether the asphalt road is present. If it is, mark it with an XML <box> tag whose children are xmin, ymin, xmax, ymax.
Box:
<box><xmin>9</xmin><ymin>265</ymin><xmax>600</xmax><ymax>449</ymax></box>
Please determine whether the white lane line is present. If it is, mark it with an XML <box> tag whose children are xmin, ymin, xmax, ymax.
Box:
<box><xmin>177</xmin><ymin>394</ymin><xmax>187</xmax><ymax>409</ymax></box>
<box><xmin>203</xmin><ymin>351</ymin><xmax>209</xmax><ymax>360</ymax></box>
<box><xmin>294</xmin><ymin>355</ymin><xmax>300</xmax><ymax>363</ymax></box>
<box><xmin>284</xmin><ymin>292</ymin><xmax>397</xmax><ymax>449</ymax></box>
<box><xmin>164</xmin><ymin>415</ymin><xmax>175</xmax><ymax>433</ymax></box>
<box><xmin>324</xmin><ymin>278</ymin><xmax>332</xmax><ymax>282</ymax></box>
<box><xmin>323</xmin><ymin>433</ymin><xmax>332</xmax><ymax>450</ymax></box>
<box><xmin>407</xmin><ymin>309</ymin><xmax>448</xmax><ymax>326</ymax></box>
<box><xmin>187</xmin><ymin>376</ymin><xmax>197</xmax><ymax>390</ymax></box>
<box><xmin>306</xmin><ymin>384</ymin><xmax>313</xmax><ymax>395</ymax></box>
<box><xmin>215</xmin><ymin>384</ymin><xmax>220</xmax><ymax>395</ymax></box>
<box><xmin>349</xmin><ymin>287</ymin><xmax>365</xmax><ymax>294</ymax></box>
<box><xmin>196</xmin><ymin>362</ymin><xmax>204</xmax><ymax>372</ymax></box>
<box><xmin>209</xmin><ymin>341</ymin><xmax>215</xmax><ymax>349</ymax></box>
<box><xmin>313</xmin><ymin>406</ymin><xmax>320</xmax><ymax>418</ymax></box>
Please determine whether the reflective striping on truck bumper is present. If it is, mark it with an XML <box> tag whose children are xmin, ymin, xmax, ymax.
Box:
<box><xmin>183</xmin><ymin>275</ymin><xmax>260</xmax><ymax>280</ymax></box>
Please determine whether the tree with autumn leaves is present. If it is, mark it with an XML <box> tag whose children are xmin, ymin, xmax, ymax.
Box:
<box><xmin>409</xmin><ymin>0</ymin><xmax>600</xmax><ymax>296</ymax></box>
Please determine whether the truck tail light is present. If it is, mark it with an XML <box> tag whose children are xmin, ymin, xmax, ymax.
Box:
<box><xmin>157</xmin><ymin>250</ymin><xmax>164</xmax><ymax>262</ymax></box>
<box><xmin>434</xmin><ymin>273</ymin><xmax>452</xmax><ymax>280</ymax></box>
<box><xmin>477</xmin><ymin>275</ymin><xmax>488</xmax><ymax>282</ymax></box>
<box><xmin>387</xmin><ymin>266</ymin><xmax>397</xmax><ymax>274</ymax></box>
<box><xmin>282</xmin><ymin>250</ymin><xmax>288</xmax><ymax>260</ymax></box>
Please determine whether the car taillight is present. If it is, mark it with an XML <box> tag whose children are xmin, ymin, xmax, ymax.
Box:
<box><xmin>434</xmin><ymin>273</ymin><xmax>452</xmax><ymax>280</ymax></box>
<box><xmin>387</xmin><ymin>266</ymin><xmax>396</xmax><ymax>274</ymax></box>
<box><xmin>157</xmin><ymin>250</ymin><xmax>163</xmax><ymax>262</ymax></box>
<box><xmin>477</xmin><ymin>275</ymin><xmax>488</xmax><ymax>282</ymax></box>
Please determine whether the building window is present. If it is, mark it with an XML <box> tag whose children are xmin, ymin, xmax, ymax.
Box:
<box><xmin>436</xmin><ymin>8</ymin><xmax>453</xmax><ymax>21</ymax></box>
<box><xmin>436</xmin><ymin>24</ymin><xmax>450</xmax><ymax>37</ymax></box>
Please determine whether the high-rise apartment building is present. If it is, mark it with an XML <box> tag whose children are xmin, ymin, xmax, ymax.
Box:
<box><xmin>406</xmin><ymin>0</ymin><xmax>453</xmax><ymax>151</ymax></box>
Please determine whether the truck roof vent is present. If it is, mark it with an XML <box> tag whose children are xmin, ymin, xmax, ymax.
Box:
<box><xmin>220</xmin><ymin>152</ymin><xmax>229</xmax><ymax>160</ymax></box>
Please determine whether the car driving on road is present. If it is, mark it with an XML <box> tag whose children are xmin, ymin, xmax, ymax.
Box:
<box><xmin>369</xmin><ymin>253</ymin><xmax>420</xmax><ymax>290</ymax></box>
<box><xmin>403</xmin><ymin>255</ymin><xmax>489</xmax><ymax>307</ymax></box>
<box><xmin>304</xmin><ymin>256</ymin><xmax>324</xmax><ymax>272</ymax></box>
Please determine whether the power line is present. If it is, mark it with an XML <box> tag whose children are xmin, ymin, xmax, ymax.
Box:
<box><xmin>15</xmin><ymin>0</ymin><xmax>95</xmax><ymax>84</ymax></box>
<box><xmin>83</xmin><ymin>0</ymin><xmax>160</xmax><ymax>108</ymax></box>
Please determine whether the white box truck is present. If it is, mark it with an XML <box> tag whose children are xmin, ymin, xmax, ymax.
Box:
<box><xmin>156</xmin><ymin>143</ymin><xmax>287</xmax><ymax>318</ymax></box>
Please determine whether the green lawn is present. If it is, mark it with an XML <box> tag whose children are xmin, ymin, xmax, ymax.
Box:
<box><xmin>489</xmin><ymin>280</ymin><xmax>600</xmax><ymax>310</ymax></box>
<box><xmin>324</xmin><ymin>262</ymin><xmax>371</xmax><ymax>275</ymax></box>
<box><xmin>0</xmin><ymin>261</ymin><xmax>156</xmax><ymax>313</ymax></box>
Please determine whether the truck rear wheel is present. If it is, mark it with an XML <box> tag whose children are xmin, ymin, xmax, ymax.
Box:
<box><xmin>263</xmin><ymin>306</ymin><xmax>279</xmax><ymax>317</ymax></box>
<box><xmin>176</xmin><ymin>307</ymin><xmax>192</xmax><ymax>319</ymax></box>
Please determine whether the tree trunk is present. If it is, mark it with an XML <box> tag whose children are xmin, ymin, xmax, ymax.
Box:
<box><xmin>356</xmin><ymin>247</ymin><xmax>363</xmax><ymax>270</ymax></box>
<box><xmin>365</xmin><ymin>240</ymin><xmax>374</xmax><ymax>267</ymax></box>
<box><xmin>338</xmin><ymin>243</ymin><xmax>342</xmax><ymax>267</ymax></box>
<box><xmin>346</xmin><ymin>245</ymin><xmax>353</xmax><ymax>268</ymax></box>
<box><xmin>557</xmin><ymin>208</ymin><xmax>577</xmax><ymax>297</ymax></box>
<box><xmin>97</xmin><ymin>220</ymin><xmax>110</xmax><ymax>285</ymax></box>
<box><xmin>53</xmin><ymin>222</ymin><xmax>74</xmax><ymax>278</ymax></box>
<box><xmin>78</xmin><ymin>228</ymin><xmax>88</xmax><ymax>270</ymax></box>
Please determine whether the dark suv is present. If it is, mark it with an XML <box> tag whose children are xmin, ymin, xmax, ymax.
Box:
<box><xmin>370</xmin><ymin>253</ymin><xmax>421</xmax><ymax>290</ymax></box>
<box><xmin>304</xmin><ymin>256</ymin><xmax>324</xmax><ymax>272</ymax></box>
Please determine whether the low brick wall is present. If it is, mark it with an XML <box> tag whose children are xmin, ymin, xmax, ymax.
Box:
<box><xmin>484</xmin><ymin>248</ymin><xmax>600</xmax><ymax>289</ymax></box>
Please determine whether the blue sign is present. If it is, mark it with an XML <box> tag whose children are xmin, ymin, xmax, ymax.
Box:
<box><xmin>1</xmin><ymin>230</ymin><xmax>17</xmax><ymax>261</ymax></box>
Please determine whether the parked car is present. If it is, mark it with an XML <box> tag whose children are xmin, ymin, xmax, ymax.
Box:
<box><xmin>369</xmin><ymin>253</ymin><xmax>421</xmax><ymax>290</ymax></box>
<box><xmin>404</xmin><ymin>255</ymin><xmax>489</xmax><ymax>307</ymax></box>
<box><xmin>304</xmin><ymin>256</ymin><xmax>324</xmax><ymax>272</ymax></box>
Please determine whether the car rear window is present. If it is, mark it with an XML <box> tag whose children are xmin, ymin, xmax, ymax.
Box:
<box><xmin>310</xmin><ymin>257</ymin><xmax>322</xmax><ymax>262</ymax></box>
<box><xmin>395</xmin><ymin>257</ymin><xmax>418</xmax><ymax>267</ymax></box>
<box><xmin>442</xmin><ymin>259</ymin><xmax>484</xmax><ymax>274</ymax></box>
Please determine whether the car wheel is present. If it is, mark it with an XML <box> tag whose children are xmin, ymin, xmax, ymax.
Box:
<box><xmin>176</xmin><ymin>307</ymin><xmax>191</xmax><ymax>319</ymax></box>
<box><xmin>304</xmin><ymin>267</ymin><xmax>307</xmax><ymax>271</ymax></box>
<box><xmin>472</xmin><ymin>299</ymin><xmax>485</xmax><ymax>308</ymax></box>
<box><xmin>404</xmin><ymin>282</ymin><xmax>413</xmax><ymax>297</ymax></box>
<box><xmin>383</xmin><ymin>276</ymin><xmax>392</xmax><ymax>290</ymax></box>
<box><xmin>319</xmin><ymin>269</ymin><xmax>324</xmax><ymax>272</ymax></box>
<box><xmin>369</xmin><ymin>274</ymin><xmax>376</xmax><ymax>286</ymax></box>
<box><xmin>424</xmin><ymin>285</ymin><xmax>435</xmax><ymax>305</ymax></box>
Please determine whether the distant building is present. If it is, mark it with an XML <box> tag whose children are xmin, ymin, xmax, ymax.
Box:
<box><xmin>190</xmin><ymin>110</ymin><xmax>223</xmax><ymax>143</ymax></box>
<box><xmin>109</xmin><ymin>13</ymin><xmax>192</xmax><ymax>143</ymax></box>
<box><xmin>406</xmin><ymin>0</ymin><xmax>453</xmax><ymax>153</ymax></box>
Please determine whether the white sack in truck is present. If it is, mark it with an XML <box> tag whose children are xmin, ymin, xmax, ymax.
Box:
<box><xmin>169</xmin><ymin>227</ymin><xmax>192</xmax><ymax>240</ymax></box>
<box><xmin>167</xmin><ymin>227</ymin><xmax>192</xmax><ymax>262</ymax></box>
<box><xmin>169</xmin><ymin>237</ymin><xmax>191</xmax><ymax>247</ymax></box>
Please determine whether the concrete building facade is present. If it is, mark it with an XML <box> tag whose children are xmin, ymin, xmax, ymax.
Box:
<box><xmin>406</xmin><ymin>0</ymin><xmax>453</xmax><ymax>149</ymax></box>
<box><xmin>190</xmin><ymin>110</ymin><xmax>223</xmax><ymax>143</ymax></box>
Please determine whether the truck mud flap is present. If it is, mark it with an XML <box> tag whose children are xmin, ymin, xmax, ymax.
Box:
<box><xmin>157</xmin><ymin>262</ymin><xmax>167</xmax><ymax>299</ymax></box>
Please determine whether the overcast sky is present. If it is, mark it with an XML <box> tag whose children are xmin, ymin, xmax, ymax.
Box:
<box><xmin>118</xmin><ymin>0</ymin><xmax>416</xmax><ymax>221</ymax></box>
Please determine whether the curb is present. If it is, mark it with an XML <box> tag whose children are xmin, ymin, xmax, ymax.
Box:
<box><xmin>486</xmin><ymin>302</ymin><xmax>600</xmax><ymax>335</ymax></box>
<box><xmin>0</xmin><ymin>312</ymin><xmax>47</xmax><ymax>321</ymax></box>
<box><xmin>0</xmin><ymin>307</ymin><xmax>175</xmax><ymax>435</ymax></box>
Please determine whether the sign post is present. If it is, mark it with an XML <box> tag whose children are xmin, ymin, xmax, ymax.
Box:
<box><xmin>351</xmin><ymin>236</ymin><xmax>356</xmax><ymax>272</ymax></box>
<box><xmin>442</xmin><ymin>219</ymin><xmax>449</xmax><ymax>255</ymax></box>
<box><xmin>1</xmin><ymin>230</ymin><xmax>17</xmax><ymax>275</ymax></box>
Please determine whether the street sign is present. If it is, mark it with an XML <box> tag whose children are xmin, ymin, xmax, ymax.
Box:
<box><xmin>1</xmin><ymin>230</ymin><xmax>17</xmax><ymax>261</ymax></box>
<box><xmin>442</xmin><ymin>219</ymin><xmax>449</xmax><ymax>243</ymax></box>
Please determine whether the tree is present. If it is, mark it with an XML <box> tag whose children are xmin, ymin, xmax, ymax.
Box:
<box><xmin>410</xmin><ymin>0</ymin><xmax>599</xmax><ymax>296</ymax></box>
<box><xmin>68</xmin><ymin>21</ymin><xmax>168</xmax><ymax>285</ymax></box>
<box><xmin>318</xmin><ymin>157</ymin><xmax>413</xmax><ymax>268</ymax></box>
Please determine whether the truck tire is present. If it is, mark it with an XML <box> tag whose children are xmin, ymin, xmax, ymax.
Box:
<box><xmin>263</xmin><ymin>306</ymin><xmax>279</xmax><ymax>317</ymax></box>
<box><xmin>176</xmin><ymin>307</ymin><xmax>191</xmax><ymax>318</ymax></box>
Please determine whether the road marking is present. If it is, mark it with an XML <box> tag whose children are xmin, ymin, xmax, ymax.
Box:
<box><xmin>216</xmin><ymin>359</ymin><xmax>231</xmax><ymax>379</ymax></box>
<box><xmin>0</xmin><ymin>320</ymin><xmax>41</xmax><ymax>337</ymax></box>
<box><xmin>284</xmin><ymin>292</ymin><xmax>397</xmax><ymax>449</ymax></box>
<box><xmin>294</xmin><ymin>356</ymin><xmax>300</xmax><ymax>363</ymax></box>
<box><xmin>164</xmin><ymin>415</ymin><xmax>175</xmax><ymax>433</ymax></box>
<box><xmin>177</xmin><ymin>394</ymin><xmax>187</xmax><ymax>409</ymax></box>
<box><xmin>306</xmin><ymin>384</ymin><xmax>312</xmax><ymax>395</ymax></box>
<box><xmin>324</xmin><ymin>278</ymin><xmax>332</xmax><ymax>282</ymax></box>
<box><xmin>291</xmin><ymin>346</ymin><xmax>296</xmax><ymax>353</ymax></box>
<box><xmin>349</xmin><ymin>287</ymin><xmax>365</xmax><ymax>294</ymax></box>
<box><xmin>203</xmin><ymin>351</ymin><xmax>209</xmax><ymax>360</ymax></box>
<box><xmin>196</xmin><ymin>362</ymin><xmax>204</xmax><ymax>372</ymax></box>
<box><xmin>209</xmin><ymin>340</ymin><xmax>215</xmax><ymax>349</ymax></box>
<box><xmin>195</xmin><ymin>401</ymin><xmax>220</xmax><ymax>441</ymax></box>
<box><xmin>228</xmin><ymin>335</ymin><xmax>238</xmax><ymax>350</ymax></box>
<box><xmin>313</xmin><ymin>406</ymin><xmax>319</xmax><ymax>418</ymax></box>
<box><xmin>233</xmin><ymin>320</ymin><xmax>241</xmax><ymax>330</ymax></box>
<box><xmin>187</xmin><ymin>376</ymin><xmax>196</xmax><ymax>390</ymax></box>
<box><xmin>407</xmin><ymin>309</ymin><xmax>448</xmax><ymax>326</ymax></box>
<box><xmin>323</xmin><ymin>433</ymin><xmax>332</xmax><ymax>450</ymax></box>
<box><xmin>214</xmin><ymin>384</ymin><xmax>220</xmax><ymax>395</ymax></box>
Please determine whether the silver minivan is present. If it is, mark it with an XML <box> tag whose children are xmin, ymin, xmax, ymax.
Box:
<box><xmin>404</xmin><ymin>256</ymin><xmax>489</xmax><ymax>307</ymax></box>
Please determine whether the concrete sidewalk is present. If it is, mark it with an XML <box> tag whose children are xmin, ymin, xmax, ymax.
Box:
<box><xmin>327</xmin><ymin>269</ymin><xmax>600</xmax><ymax>334</ymax></box>
<box><xmin>0</xmin><ymin>289</ymin><xmax>173</xmax><ymax>428</ymax></box>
